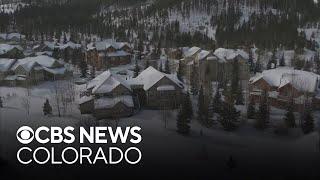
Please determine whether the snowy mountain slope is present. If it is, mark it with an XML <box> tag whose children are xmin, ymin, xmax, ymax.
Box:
<box><xmin>0</xmin><ymin>2</ymin><xmax>28</xmax><ymax>13</ymax></box>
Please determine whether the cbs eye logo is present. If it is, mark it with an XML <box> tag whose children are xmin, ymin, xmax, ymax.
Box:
<box><xmin>16</xmin><ymin>126</ymin><xmax>34</xmax><ymax>144</ymax></box>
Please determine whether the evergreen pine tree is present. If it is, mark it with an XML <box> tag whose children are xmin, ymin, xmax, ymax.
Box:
<box><xmin>176</xmin><ymin>99</ymin><xmax>191</xmax><ymax>135</ymax></box>
<box><xmin>303</xmin><ymin>60</ymin><xmax>312</xmax><ymax>72</ymax></box>
<box><xmin>79</xmin><ymin>60</ymin><xmax>88</xmax><ymax>78</ymax></box>
<box><xmin>52</xmin><ymin>48</ymin><xmax>60</xmax><ymax>59</ymax></box>
<box><xmin>248</xmin><ymin>49</ymin><xmax>255</xmax><ymax>72</ymax></box>
<box><xmin>235</xmin><ymin>84</ymin><xmax>244</xmax><ymax>105</ymax></box>
<box><xmin>63</xmin><ymin>33</ymin><xmax>68</xmax><ymax>44</ymax></box>
<box><xmin>198</xmin><ymin>86</ymin><xmax>213</xmax><ymax>127</ymax></box>
<box><xmin>164</xmin><ymin>58</ymin><xmax>170</xmax><ymax>74</ymax></box>
<box><xmin>272</xmin><ymin>49</ymin><xmax>278</xmax><ymax>68</ymax></box>
<box><xmin>315</xmin><ymin>52</ymin><xmax>320</xmax><ymax>75</ymax></box>
<box><xmin>184</xmin><ymin>92</ymin><xmax>193</xmax><ymax>119</ymax></box>
<box><xmin>247</xmin><ymin>98</ymin><xmax>256</xmax><ymax>119</ymax></box>
<box><xmin>255</xmin><ymin>91</ymin><xmax>270</xmax><ymax>130</ymax></box>
<box><xmin>218</xmin><ymin>102</ymin><xmax>240</xmax><ymax>131</ymax></box>
<box><xmin>133</xmin><ymin>60</ymin><xmax>140</xmax><ymax>78</ymax></box>
<box><xmin>301</xmin><ymin>105</ymin><xmax>314</xmax><ymax>134</ymax></box>
<box><xmin>212</xmin><ymin>87</ymin><xmax>222</xmax><ymax>113</ymax></box>
<box><xmin>283</xmin><ymin>103</ymin><xmax>296</xmax><ymax>128</ymax></box>
<box><xmin>0</xmin><ymin>97</ymin><xmax>3</xmax><ymax>108</ymax></box>
<box><xmin>144</xmin><ymin>59</ymin><xmax>150</xmax><ymax>70</ymax></box>
<box><xmin>138</xmin><ymin>38</ymin><xmax>144</xmax><ymax>60</ymax></box>
<box><xmin>255</xmin><ymin>56</ymin><xmax>262</xmax><ymax>73</ymax></box>
<box><xmin>177</xmin><ymin>60</ymin><xmax>183</xmax><ymax>81</ymax></box>
<box><xmin>43</xmin><ymin>99</ymin><xmax>52</xmax><ymax>115</ymax></box>
<box><xmin>279</xmin><ymin>53</ymin><xmax>285</xmax><ymax>66</ymax></box>
<box><xmin>190</xmin><ymin>62</ymin><xmax>199</xmax><ymax>95</ymax></box>
<box><xmin>231</xmin><ymin>59</ymin><xmax>240</xmax><ymax>99</ymax></box>
<box><xmin>267</xmin><ymin>60</ymin><xmax>272</xmax><ymax>70</ymax></box>
<box><xmin>197</xmin><ymin>86</ymin><xmax>205</xmax><ymax>120</ymax></box>
<box><xmin>91</xmin><ymin>66</ymin><xmax>96</xmax><ymax>79</ymax></box>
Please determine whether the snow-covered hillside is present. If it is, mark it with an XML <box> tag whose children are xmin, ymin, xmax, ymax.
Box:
<box><xmin>0</xmin><ymin>2</ymin><xmax>28</xmax><ymax>14</ymax></box>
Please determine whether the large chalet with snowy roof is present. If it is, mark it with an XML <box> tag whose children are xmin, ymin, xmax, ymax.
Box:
<box><xmin>129</xmin><ymin>66</ymin><xmax>184</xmax><ymax>109</ymax></box>
<box><xmin>0</xmin><ymin>55</ymin><xmax>71</xmax><ymax>86</ymax></box>
<box><xmin>181</xmin><ymin>47</ymin><xmax>250</xmax><ymax>86</ymax></box>
<box><xmin>208</xmin><ymin>48</ymin><xmax>250</xmax><ymax>81</ymax></box>
<box><xmin>86</xmin><ymin>41</ymin><xmax>132</xmax><ymax>70</ymax></box>
<box><xmin>0</xmin><ymin>44</ymin><xmax>24</xmax><ymax>59</ymax></box>
<box><xmin>79</xmin><ymin>66</ymin><xmax>184</xmax><ymax>119</ymax></box>
<box><xmin>249</xmin><ymin>67</ymin><xmax>320</xmax><ymax>111</ymax></box>
<box><xmin>79</xmin><ymin>71</ymin><xmax>135</xmax><ymax>119</ymax></box>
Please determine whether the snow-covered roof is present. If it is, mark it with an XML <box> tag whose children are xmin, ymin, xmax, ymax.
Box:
<box><xmin>11</xmin><ymin>60</ymin><xmax>42</xmax><ymax>73</ymax></box>
<box><xmin>87</xmin><ymin>41</ymin><xmax>131</xmax><ymax>51</ymax></box>
<box><xmin>44</xmin><ymin>41</ymin><xmax>57</xmax><ymax>50</ymax></box>
<box><xmin>213</xmin><ymin>48</ymin><xmax>249</xmax><ymax>62</ymax></box>
<box><xmin>33</xmin><ymin>41</ymin><xmax>57</xmax><ymax>51</ymax></box>
<box><xmin>43</xmin><ymin>67</ymin><xmax>67</xmax><ymax>75</ymax></box>
<box><xmin>0</xmin><ymin>34</ymin><xmax>7</xmax><ymax>39</ymax></box>
<box><xmin>36</xmin><ymin>51</ymin><xmax>53</xmax><ymax>56</ymax></box>
<box><xmin>157</xmin><ymin>85</ymin><xmax>175</xmax><ymax>91</ymax></box>
<box><xmin>14</xmin><ymin>55</ymin><xmax>62</xmax><ymax>68</ymax></box>
<box><xmin>0</xmin><ymin>59</ymin><xmax>16</xmax><ymax>72</ymax></box>
<box><xmin>0</xmin><ymin>3</ymin><xmax>28</xmax><ymax>14</ymax></box>
<box><xmin>7</xmin><ymin>33</ymin><xmax>26</xmax><ymax>40</ymax></box>
<box><xmin>250</xmin><ymin>67</ymin><xmax>320</xmax><ymax>93</ymax></box>
<box><xmin>94</xmin><ymin>95</ymin><xmax>134</xmax><ymax>109</ymax></box>
<box><xmin>10</xmin><ymin>55</ymin><xmax>63</xmax><ymax>73</ymax></box>
<box><xmin>131</xmin><ymin>66</ymin><xmax>183</xmax><ymax>91</ymax></box>
<box><xmin>116</xmin><ymin>42</ymin><xmax>131</xmax><ymax>49</ymax></box>
<box><xmin>107</xmin><ymin>50</ymin><xmax>130</xmax><ymax>57</ymax></box>
<box><xmin>0</xmin><ymin>44</ymin><xmax>23</xmax><ymax>55</ymax></box>
<box><xmin>4</xmin><ymin>75</ymin><xmax>26</xmax><ymax>81</ymax></box>
<box><xmin>87</xmin><ymin>71</ymin><xmax>131</xmax><ymax>94</ymax></box>
<box><xmin>78</xmin><ymin>96</ymin><xmax>94</xmax><ymax>104</ymax></box>
<box><xmin>196</xmin><ymin>50</ymin><xmax>211</xmax><ymax>61</ymax></box>
<box><xmin>184</xmin><ymin>46</ymin><xmax>201</xmax><ymax>57</ymax></box>
<box><xmin>0</xmin><ymin>33</ymin><xmax>25</xmax><ymax>41</ymax></box>
<box><xmin>58</xmin><ymin>41</ymin><xmax>81</xmax><ymax>50</ymax></box>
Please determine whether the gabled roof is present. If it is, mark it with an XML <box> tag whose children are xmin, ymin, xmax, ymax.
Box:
<box><xmin>0</xmin><ymin>33</ymin><xmax>25</xmax><ymax>41</ymax></box>
<box><xmin>106</xmin><ymin>50</ymin><xmax>131</xmax><ymax>57</ymax></box>
<box><xmin>15</xmin><ymin>55</ymin><xmax>62</xmax><ymax>68</ymax></box>
<box><xmin>7</xmin><ymin>33</ymin><xmax>26</xmax><ymax>40</ymax></box>
<box><xmin>87</xmin><ymin>71</ymin><xmax>131</xmax><ymax>94</ymax></box>
<box><xmin>0</xmin><ymin>44</ymin><xmax>23</xmax><ymax>55</ymax></box>
<box><xmin>131</xmin><ymin>66</ymin><xmax>183</xmax><ymax>91</ymax></box>
<box><xmin>213</xmin><ymin>48</ymin><xmax>249</xmax><ymax>62</ymax></box>
<box><xmin>0</xmin><ymin>59</ymin><xmax>16</xmax><ymax>72</ymax></box>
<box><xmin>58</xmin><ymin>41</ymin><xmax>81</xmax><ymax>50</ymax></box>
<box><xmin>250</xmin><ymin>67</ymin><xmax>320</xmax><ymax>93</ymax></box>
<box><xmin>12</xmin><ymin>60</ymin><xmax>42</xmax><ymax>73</ymax></box>
<box><xmin>196</xmin><ymin>50</ymin><xmax>211</xmax><ymax>61</ymax></box>
<box><xmin>184</xmin><ymin>46</ymin><xmax>201</xmax><ymax>58</ymax></box>
<box><xmin>87</xmin><ymin>41</ymin><xmax>131</xmax><ymax>52</ymax></box>
<box><xmin>33</xmin><ymin>41</ymin><xmax>57</xmax><ymax>51</ymax></box>
<box><xmin>94</xmin><ymin>96</ymin><xmax>134</xmax><ymax>109</ymax></box>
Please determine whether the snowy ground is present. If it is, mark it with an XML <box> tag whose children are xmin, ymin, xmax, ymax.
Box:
<box><xmin>0</xmin><ymin>2</ymin><xmax>28</xmax><ymax>14</ymax></box>
<box><xmin>0</xmin><ymin>80</ymin><xmax>319</xmax><ymax>178</ymax></box>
